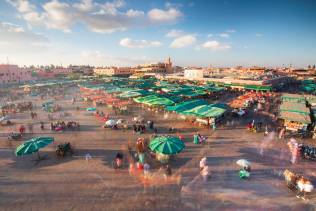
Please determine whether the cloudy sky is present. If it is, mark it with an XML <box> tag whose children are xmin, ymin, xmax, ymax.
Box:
<box><xmin>0</xmin><ymin>0</ymin><xmax>316</xmax><ymax>67</ymax></box>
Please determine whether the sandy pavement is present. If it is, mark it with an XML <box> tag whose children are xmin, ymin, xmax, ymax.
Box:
<box><xmin>1</xmin><ymin>90</ymin><xmax>316</xmax><ymax>210</ymax></box>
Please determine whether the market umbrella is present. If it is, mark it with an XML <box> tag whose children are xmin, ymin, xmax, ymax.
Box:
<box><xmin>0</xmin><ymin>115</ymin><xmax>9</xmax><ymax>123</ymax></box>
<box><xmin>149</xmin><ymin>136</ymin><xmax>185</xmax><ymax>155</ymax></box>
<box><xmin>86</xmin><ymin>107</ymin><xmax>96</xmax><ymax>111</ymax></box>
<box><xmin>236</xmin><ymin>159</ymin><xmax>251</xmax><ymax>167</ymax></box>
<box><xmin>15</xmin><ymin>137</ymin><xmax>54</xmax><ymax>159</ymax></box>
<box><xmin>105</xmin><ymin>119</ymin><xmax>116</xmax><ymax>126</ymax></box>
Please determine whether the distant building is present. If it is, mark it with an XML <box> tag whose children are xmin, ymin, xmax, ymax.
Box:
<box><xmin>291</xmin><ymin>69</ymin><xmax>315</xmax><ymax>78</ymax></box>
<box><xmin>69</xmin><ymin>65</ymin><xmax>94</xmax><ymax>75</ymax></box>
<box><xmin>247</xmin><ymin>66</ymin><xmax>266</xmax><ymax>74</ymax></box>
<box><xmin>167</xmin><ymin>68</ymin><xmax>294</xmax><ymax>90</ymax></box>
<box><xmin>36</xmin><ymin>71</ymin><xmax>55</xmax><ymax>79</ymax></box>
<box><xmin>184</xmin><ymin>69</ymin><xmax>205</xmax><ymax>79</ymax></box>
<box><xmin>94</xmin><ymin>67</ymin><xmax>133</xmax><ymax>76</ymax></box>
<box><xmin>0</xmin><ymin>64</ymin><xmax>33</xmax><ymax>84</ymax></box>
<box><xmin>134</xmin><ymin>57</ymin><xmax>173</xmax><ymax>74</ymax></box>
<box><xmin>53</xmin><ymin>67</ymin><xmax>73</xmax><ymax>75</ymax></box>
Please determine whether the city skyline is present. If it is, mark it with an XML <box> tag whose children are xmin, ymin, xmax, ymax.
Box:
<box><xmin>0</xmin><ymin>0</ymin><xmax>316</xmax><ymax>67</ymax></box>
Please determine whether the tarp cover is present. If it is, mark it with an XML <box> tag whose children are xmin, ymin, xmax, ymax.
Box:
<box><xmin>179</xmin><ymin>104</ymin><xmax>227</xmax><ymax>118</ymax></box>
<box><xmin>166</xmin><ymin>99</ymin><xmax>207</xmax><ymax>112</ymax></box>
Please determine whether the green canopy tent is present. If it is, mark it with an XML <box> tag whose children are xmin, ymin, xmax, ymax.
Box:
<box><xmin>302</xmin><ymin>80</ymin><xmax>315</xmax><ymax>85</ymax></box>
<box><xmin>279</xmin><ymin>102</ymin><xmax>310</xmax><ymax>115</ymax></box>
<box><xmin>279</xmin><ymin>111</ymin><xmax>311</xmax><ymax>124</ymax></box>
<box><xmin>166</xmin><ymin>99</ymin><xmax>207</xmax><ymax>113</ymax></box>
<box><xmin>180</xmin><ymin>104</ymin><xmax>227</xmax><ymax>118</ymax></box>
<box><xmin>281</xmin><ymin>94</ymin><xmax>306</xmax><ymax>103</ymax></box>
<box><xmin>118</xmin><ymin>89</ymin><xmax>150</xmax><ymax>98</ymax></box>
<box><xmin>244</xmin><ymin>85</ymin><xmax>272</xmax><ymax>91</ymax></box>
<box><xmin>168</xmin><ymin>89</ymin><xmax>207</xmax><ymax>98</ymax></box>
<box><xmin>301</xmin><ymin>84</ymin><xmax>316</xmax><ymax>93</ymax></box>
<box><xmin>134</xmin><ymin>95</ymin><xmax>175</xmax><ymax>107</ymax></box>
<box><xmin>149</xmin><ymin>136</ymin><xmax>185</xmax><ymax>155</ymax></box>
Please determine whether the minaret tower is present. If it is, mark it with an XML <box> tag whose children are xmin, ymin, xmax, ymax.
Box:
<box><xmin>165</xmin><ymin>57</ymin><xmax>172</xmax><ymax>73</ymax></box>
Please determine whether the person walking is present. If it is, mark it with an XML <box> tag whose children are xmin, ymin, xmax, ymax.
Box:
<box><xmin>40</xmin><ymin>121</ymin><xmax>44</xmax><ymax>130</ymax></box>
<box><xmin>212</xmin><ymin>122</ymin><xmax>216</xmax><ymax>130</ymax></box>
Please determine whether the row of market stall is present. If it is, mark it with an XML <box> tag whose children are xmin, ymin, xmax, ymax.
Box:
<box><xmin>79</xmin><ymin>77</ymin><xmax>229</xmax><ymax>126</ymax></box>
<box><xmin>229</xmin><ymin>92</ymin><xmax>271</xmax><ymax>109</ymax></box>
<box><xmin>301</xmin><ymin>80</ymin><xmax>316</xmax><ymax>94</ymax></box>
<box><xmin>279</xmin><ymin>93</ymin><xmax>316</xmax><ymax>135</ymax></box>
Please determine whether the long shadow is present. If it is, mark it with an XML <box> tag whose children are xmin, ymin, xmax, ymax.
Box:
<box><xmin>209</xmin><ymin>136</ymin><xmax>237</xmax><ymax>140</ymax></box>
<box><xmin>209</xmin><ymin>141</ymin><xmax>246</xmax><ymax>146</ymax></box>
<box><xmin>0</xmin><ymin>182</ymin><xmax>188</xmax><ymax>211</ymax></box>
<box><xmin>169</xmin><ymin>156</ymin><xmax>191</xmax><ymax>168</ymax></box>
<box><xmin>203</xmin><ymin>155</ymin><xmax>241</xmax><ymax>167</ymax></box>
<box><xmin>239</xmin><ymin>147</ymin><xmax>290</xmax><ymax>167</ymax></box>
<box><xmin>76</xmin><ymin>124</ymin><xmax>100</xmax><ymax>131</ymax></box>
<box><xmin>7</xmin><ymin>148</ymin><xmax>119</xmax><ymax>170</ymax></box>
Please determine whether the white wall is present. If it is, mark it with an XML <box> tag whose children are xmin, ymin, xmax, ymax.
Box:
<box><xmin>184</xmin><ymin>69</ymin><xmax>204</xmax><ymax>79</ymax></box>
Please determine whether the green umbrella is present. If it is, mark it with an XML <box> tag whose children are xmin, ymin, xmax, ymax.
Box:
<box><xmin>149</xmin><ymin>136</ymin><xmax>185</xmax><ymax>155</ymax></box>
<box><xmin>15</xmin><ymin>137</ymin><xmax>54</xmax><ymax>158</ymax></box>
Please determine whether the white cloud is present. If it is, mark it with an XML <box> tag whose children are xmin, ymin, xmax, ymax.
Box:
<box><xmin>166</xmin><ymin>29</ymin><xmax>184</xmax><ymax>37</ymax></box>
<box><xmin>126</xmin><ymin>9</ymin><xmax>144</xmax><ymax>17</ymax></box>
<box><xmin>165</xmin><ymin>2</ymin><xmax>183</xmax><ymax>9</ymax></box>
<box><xmin>43</xmin><ymin>0</ymin><xmax>74</xmax><ymax>32</ymax></box>
<box><xmin>0</xmin><ymin>21</ymin><xmax>50</xmax><ymax>53</ymax></box>
<box><xmin>170</xmin><ymin>34</ymin><xmax>196</xmax><ymax>48</ymax></box>
<box><xmin>80</xmin><ymin>50</ymin><xmax>152</xmax><ymax>66</ymax></box>
<box><xmin>0</xmin><ymin>22</ymin><xmax>48</xmax><ymax>44</ymax></box>
<box><xmin>7</xmin><ymin>0</ymin><xmax>182</xmax><ymax>33</ymax></box>
<box><xmin>1</xmin><ymin>22</ymin><xmax>24</xmax><ymax>32</ymax></box>
<box><xmin>98</xmin><ymin>0</ymin><xmax>125</xmax><ymax>15</ymax></box>
<box><xmin>148</xmin><ymin>8</ymin><xmax>182</xmax><ymax>23</ymax></box>
<box><xmin>227</xmin><ymin>29</ymin><xmax>236</xmax><ymax>33</ymax></box>
<box><xmin>219</xmin><ymin>33</ymin><xmax>229</xmax><ymax>38</ymax></box>
<box><xmin>7</xmin><ymin>0</ymin><xmax>44</xmax><ymax>26</ymax></box>
<box><xmin>255</xmin><ymin>33</ymin><xmax>263</xmax><ymax>37</ymax></box>
<box><xmin>7</xmin><ymin>0</ymin><xmax>34</xmax><ymax>13</ymax></box>
<box><xmin>73</xmin><ymin>0</ymin><xmax>95</xmax><ymax>12</ymax></box>
<box><xmin>119</xmin><ymin>38</ymin><xmax>162</xmax><ymax>48</ymax></box>
<box><xmin>207</xmin><ymin>33</ymin><xmax>213</xmax><ymax>37</ymax></box>
<box><xmin>201</xmin><ymin>40</ymin><xmax>231</xmax><ymax>50</ymax></box>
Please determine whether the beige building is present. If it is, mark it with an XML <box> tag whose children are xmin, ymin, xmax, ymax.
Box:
<box><xmin>134</xmin><ymin>57</ymin><xmax>173</xmax><ymax>74</ymax></box>
<box><xmin>94</xmin><ymin>67</ymin><xmax>133</xmax><ymax>76</ymax></box>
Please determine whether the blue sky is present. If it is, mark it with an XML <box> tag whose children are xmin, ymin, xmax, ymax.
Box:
<box><xmin>0</xmin><ymin>0</ymin><xmax>316</xmax><ymax>67</ymax></box>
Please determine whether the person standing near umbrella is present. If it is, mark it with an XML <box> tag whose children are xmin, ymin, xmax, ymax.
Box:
<box><xmin>143</xmin><ymin>163</ymin><xmax>150</xmax><ymax>178</ymax></box>
<box><xmin>136</xmin><ymin>138</ymin><xmax>146</xmax><ymax>164</ymax></box>
<box><xmin>19</xmin><ymin>125</ymin><xmax>25</xmax><ymax>134</ymax></box>
<box><xmin>164</xmin><ymin>165</ymin><xmax>172</xmax><ymax>179</ymax></box>
<box><xmin>212</xmin><ymin>122</ymin><xmax>216</xmax><ymax>130</ymax></box>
